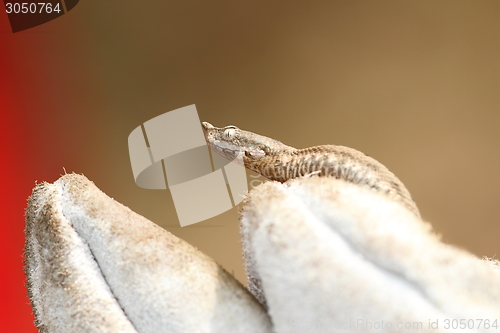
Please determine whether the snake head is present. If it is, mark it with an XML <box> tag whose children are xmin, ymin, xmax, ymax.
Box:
<box><xmin>202</xmin><ymin>122</ymin><xmax>292</xmax><ymax>167</ymax></box>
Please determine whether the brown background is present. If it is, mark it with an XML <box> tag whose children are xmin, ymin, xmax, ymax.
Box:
<box><xmin>83</xmin><ymin>0</ymin><xmax>500</xmax><ymax>280</ymax></box>
<box><xmin>4</xmin><ymin>0</ymin><xmax>500</xmax><ymax>293</ymax></box>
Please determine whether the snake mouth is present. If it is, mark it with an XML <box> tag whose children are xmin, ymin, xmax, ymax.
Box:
<box><xmin>207</xmin><ymin>141</ymin><xmax>245</xmax><ymax>162</ymax></box>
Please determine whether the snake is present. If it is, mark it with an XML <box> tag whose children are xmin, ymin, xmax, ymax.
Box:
<box><xmin>202</xmin><ymin>122</ymin><xmax>419</xmax><ymax>217</ymax></box>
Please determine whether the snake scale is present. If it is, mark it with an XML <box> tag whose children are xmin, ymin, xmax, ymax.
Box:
<box><xmin>202</xmin><ymin>122</ymin><xmax>419</xmax><ymax>217</ymax></box>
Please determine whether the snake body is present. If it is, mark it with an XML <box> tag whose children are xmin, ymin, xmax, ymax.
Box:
<box><xmin>202</xmin><ymin>122</ymin><xmax>419</xmax><ymax>217</ymax></box>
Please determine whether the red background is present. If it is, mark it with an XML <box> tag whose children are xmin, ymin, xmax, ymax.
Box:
<box><xmin>1</xmin><ymin>12</ymin><xmax>39</xmax><ymax>332</ymax></box>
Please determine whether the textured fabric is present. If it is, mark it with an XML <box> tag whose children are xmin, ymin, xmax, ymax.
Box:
<box><xmin>240</xmin><ymin>177</ymin><xmax>500</xmax><ymax>332</ymax></box>
<box><xmin>24</xmin><ymin>174</ymin><xmax>272</xmax><ymax>333</ymax></box>
<box><xmin>25</xmin><ymin>174</ymin><xmax>500</xmax><ymax>333</ymax></box>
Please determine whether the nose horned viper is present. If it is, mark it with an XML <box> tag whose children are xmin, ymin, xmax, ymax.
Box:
<box><xmin>202</xmin><ymin>122</ymin><xmax>419</xmax><ymax>217</ymax></box>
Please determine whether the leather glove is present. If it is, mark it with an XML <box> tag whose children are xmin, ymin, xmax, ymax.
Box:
<box><xmin>25</xmin><ymin>174</ymin><xmax>500</xmax><ymax>332</ymax></box>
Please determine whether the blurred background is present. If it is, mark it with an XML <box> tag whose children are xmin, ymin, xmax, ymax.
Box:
<box><xmin>2</xmin><ymin>1</ymin><xmax>500</xmax><ymax>331</ymax></box>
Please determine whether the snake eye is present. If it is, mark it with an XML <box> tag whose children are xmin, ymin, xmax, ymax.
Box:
<box><xmin>223</xmin><ymin>128</ymin><xmax>236</xmax><ymax>139</ymax></box>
